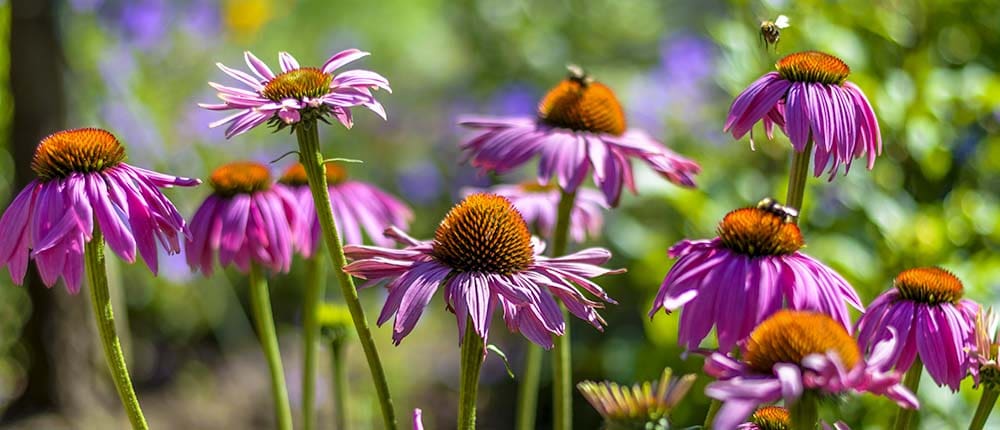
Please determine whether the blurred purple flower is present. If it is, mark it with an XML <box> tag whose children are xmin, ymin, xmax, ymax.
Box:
<box><xmin>119</xmin><ymin>0</ymin><xmax>169</xmax><ymax>49</ymax></box>
<box><xmin>396</xmin><ymin>161</ymin><xmax>444</xmax><ymax>205</ymax></box>
<box><xmin>185</xmin><ymin>162</ymin><xmax>299</xmax><ymax>276</ymax></box>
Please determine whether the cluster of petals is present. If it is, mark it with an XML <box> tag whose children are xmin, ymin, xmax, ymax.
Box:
<box><xmin>724</xmin><ymin>70</ymin><xmax>881</xmax><ymax>179</ymax></box>
<box><xmin>201</xmin><ymin>49</ymin><xmax>390</xmax><ymax>138</ymax></box>
<box><xmin>185</xmin><ymin>182</ymin><xmax>299</xmax><ymax>276</ymax></box>
<box><xmin>705</xmin><ymin>331</ymin><xmax>918</xmax><ymax>430</ymax></box>
<box><xmin>280</xmin><ymin>177</ymin><xmax>412</xmax><ymax>256</ymax></box>
<box><xmin>458</xmin><ymin>116</ymin><xmax>700</xmax><ymax>206</ymax></box>
<box><xmin>649</xmin><ymin>238</ymin><xmax>863</xmax><ymax>352</ymax></box>
<box><xmin>342</xmin><ymin>227</ymin><xmax>620</xmax><ymax>347</ymax></box>
<box><xmin>0</xmin><ymin>161</ymin><xmax>198</xmax><ymax>293</ymax></box>
<box><xmin>462</xmin><ymin>183</ymin><xmax>606</xmax><ymax>243</ymax></box>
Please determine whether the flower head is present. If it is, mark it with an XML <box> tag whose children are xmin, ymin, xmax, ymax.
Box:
<box><xmin>459</xmin><ymin>68</ymin><xmax>700</xmax><ymax>206</ymax></box>
<box><xmin>972</xmin><ymin>308</ymin><xmax>1000</xmax><ymax>389</ymax></box>
<box><xmin>706</xmin><ymin>310</ymin><xmax>918</xmax><ymax>430</ymax></box>
<box><xmin>725</xmin><ymin>51</ymin><xmax>881</xmax><ymax>178</ymax></box>
<box><xmin>278</xmin><ymin>162</ymin><xmax>412</xmax><ymax>255</ymax></box>
<box><xmin>578</xmin><ymin>368</ymin><xmax>696</xmax><ymax>430</ymax></box>
<box><xmin>0</xmin><ymin>128</ymin><xmax>199</xmax><ymax>293</ymax></box>
<box><xmin>463</xmin><ymin>181</ymin><xmax>606</xmax><ymax>243</ymax></box>
<box><xmin>200</xmin><ymin>49</ymin><xmax>390</xmax><ymax>138</ymax></box>
<box><xmin>856</xmin><ymin>267</ymin><xmax>979</xmax><ymax>391</ymax></box>
<box><xmin>649</xmin><ymin>203</ymin><xmax>863</xmax><ymax>352</ymax></box>
<box><xmin>342</xmin><ymin>193</ymin><xmax>622</xmax><ymax>347</ymax></box>
<box><xmin>185</xmin><ymin>161</ymin><xmax>298</xmax><ymax>275</ymax></box>
<box><xmin>738</xmin><ymin>406</ymin><xmax>850</xmax><ymax>430</ymax></box>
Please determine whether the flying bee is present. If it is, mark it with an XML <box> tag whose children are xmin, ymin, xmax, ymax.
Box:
<box><xmin>756</xmin><ymin>197</ymin><xmax>798</xmax><ymax>223</ymax></box>
<box><xmin>760</xmin><ymin>15</ymin><xmax>790</xmax><ymax>50</ymax></box>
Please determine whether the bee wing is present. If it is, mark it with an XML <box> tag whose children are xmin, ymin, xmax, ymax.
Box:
<box><xmin>775</xmin><ymin>15</ymin><xmax>790</xmax><ymax>28</ymax></box>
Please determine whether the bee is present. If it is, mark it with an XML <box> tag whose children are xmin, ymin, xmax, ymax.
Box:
<box><xmin>756</xmin><ymin>197</ymin><xmax>798</xmax><ymax>223</ymax></box>
<box><xmin>759</xmin><ymin>15</ymin><xmax>790</xmax><ymax>50</ymax></box>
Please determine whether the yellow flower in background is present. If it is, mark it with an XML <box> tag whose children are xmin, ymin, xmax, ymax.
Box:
<box><xmin>224</xmin><ymin>0</ymin><xmax>273</xmax><ymax>37</ymax></box>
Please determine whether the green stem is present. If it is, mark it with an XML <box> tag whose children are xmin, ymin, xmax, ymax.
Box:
<box><xmin>84</xmin><ymin>226</ymin><xmax>149</xmax><ymax>430</ymax></box>
<box><xmin>892</xmin><ymin>357</ymin><xmax>923</xmax><ymax>430</ymax></box>
<box><xmin>551</xmin><ymin>189</ymin><xmax>577</xmax><ymax>430</ymax></box>
<box><xmin>295</xmin><ymin>121</ymin><xmax>398</xmax><ymax>430</ymax></box>
<box><xmin>703</xmin><ymin>398</ymin><xmax>722</xmax><ymax>429</ymax></box>
<box><xmin>789</xmin><ymin>393</ymin><xmax>819</xmax><ymax>430</ymax></box>
<box><xmin>784</xmin><ymin>138</ymin><xmax>814</xmax><ymax>217</ymax></box>
<box><xmin>331</xmin><ymin>337</ymin><xmax>348</xmax><ymax>430</ymax></box>
<box><xmin>969</xmin><ymin>386</ymin><xmax>999</xmax><ymax>430</ymax></box>
<box><xmin>302</xmin><ymin>248</ymin><xmax>327</xmax><ymax>430</ymax></box>
<box><xmin>458</xmin><ymin>318</ymin><xmax>486</xmax><ymax>430</ymax></box>
<box><xmin>514</xmin><ymin>345</ymin><xmax>542</xmax><ymax>430</ymax></box>
<box><xmin>248</xmin><ymin>263</ymin><xmax>293</xmax><ymax>430</ymax></box>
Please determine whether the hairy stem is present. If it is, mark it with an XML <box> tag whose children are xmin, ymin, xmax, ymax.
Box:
<box><xmin>248</xmin><ymin>263</ymin><xmax>293</xmax><ymax>430</ymax></box>
<box><xmin>458</xmin><ymin>319</ymin><xmax>486</xmax><ymax>430</ymax></box>
<box><xmin>969</xmin><ymin>386</ymin><xmax>998</xmax><ymax>430</ymax></box>
<box><xmin>84</xmin><ymin>226</ymin><xmax>149</xmax><ymax>430</ymax></box>
<box><xmin>515</xmin><ymin>345</ymin><xmax>542</xmax><ymax>430</ymax></box>
<box><xmin>892</xmin><ymin>357</ymin><xmax>923</xmax><ymax>430</ymax></box>
<box><xmin>295</xmin><ymin>121</ymin><xmax>397</xmax><ymax>429</ymax></box>
<box><xmin>331</xmin><ymin>336</ymin><xmax>349</xmax><ymax>430</ymax></box>
<box><xmin>302</xmin><ymin>248</ymin><xmax>327</xmax><ymax>430</ymax></box>
<box><xmin>784</xmin><ymin>139</ymin><xmax>814</xmax><ymax>218</ymax></box>
<box><xmin>551</xmin><ymin>188</ymin><xmax>577</xmax><ymax>430</ymax></box>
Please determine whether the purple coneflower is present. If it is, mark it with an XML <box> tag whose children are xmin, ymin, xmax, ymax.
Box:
<box><xmin>185</xmin><ymin>161</ymin><xmax>298</xmax><ymax>275</ymax></box>
<box><xmin>459</xmin><ymin>68</ymin><xmax>700</xmax><ymax>206</ymax></box>
<box><xmin>342</xmin><ymin>193</ymin><xmax>621</xmax><ymax>347</ymax></box>
<box><xmin>278</xmin><ymin>162</ymin><xmax>412</xmax><ymax>254</ymax></box>
<box><xmin>856</xmin><ymin>267</ymin><xmax>978</xmax><ymax>391</ymax></box>
<box><xmin>706</xmin><ymin>310</ymin><xmax>918</xmax><ymax>430</ymax></box>
<box><xmin>724</xmin><ymin>51</ymin><xmax>881</xmax><ymax>178</ymax></box>
<box><xmin>200</xmin><ymin>49</ymin><xmax>390</xmax><ymax>137</ymax></box>
<box><xmin>0</xmin><ymin>128</ymin><xmax>199</xmax><ymax>292</ymax></box>
<box><xmin>739</xmin><ymin>406</ymin><xmax>850</xmax><ymax>430</ymax></box>
<box><xmin>463</xmin><ymin>181</ymin><xmax>606</xmax><ymax>243</ymax></box>
<box><xmin>648</xmin><ymin>204</ymin><xmax>863</xmax><ymax>352</ymax></box>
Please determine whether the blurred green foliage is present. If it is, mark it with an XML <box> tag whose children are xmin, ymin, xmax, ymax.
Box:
<box><xmin>0</xmin><ymin>0</ymin><xmax>998</xmax><ymax>428</ymax></box>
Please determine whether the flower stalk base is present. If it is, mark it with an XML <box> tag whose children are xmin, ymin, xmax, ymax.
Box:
<box><xmin>552</xmin><ymin>188</ymin><xmax>578</xmax><ymax>430</ymax></box>
<box><xmin>515</xmin><ymin>345</ymin><xmax>542</xmax><ymax>430</ymax></box>
<box><xmin>331</xmin><ymin>335</ymin><xmax>349</xmax><ymax>430</ymax></box>
<box><xmin>785</xmin><ymin>139</ymin><xmax>814</xmax><ymax>217</ymax></box>
<box><xmin>85</xmin><ymin>226</ymin><xmax>149</xmax><ymax>430</ymax></box>
<box><xmin>969</xmin><ymin>387</ymin><xmax>999</xmax><ymax>430</ymax></box>
<box><xmin>302</xmin><ymin>249</ymin><xmax>327</xmax><ymax>430</ymax></box>
<box><xmin>789</xmin><ymin>393</ymin><xmax>819</xmax><ymax>430</ymax></box>
<box><xmin>892</xmin><ymin>357</ymin><xmax>923</xmax><ymax>430</ymax></box>
<box><xmin>295</xmin><ymin>120</ymin><xmax>398</xmax><ymax>430</ymax></box>
<box><xmin>459</xmin><ymin>319</ymin><xmax>486</xmax><ymax>430</ymax></box>
<box><xmin>248</xmin><ymin>263</ymin><xmax>293</xmax><ymax>430</ymax></box>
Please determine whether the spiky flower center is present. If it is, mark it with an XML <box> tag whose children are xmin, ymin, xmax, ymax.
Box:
<box><xmin>749</xmin><ymin>406</ymin><xmax>790</xmax><ymax>430</ymax></box>
<box><xmin>209</xmin><ymin>161</ymin><xmax>271</xmax><ymax>196</ymax></box>
<box><xmin>744</xmin><ymin>310</ymin><xmax>861</xmax><ymax>374</ymax></box>
<box><xmin>776</xmin><ymin>51</ymin><xmax>851</xmax><ymax>85</ymax></box>
<box><xmin>717</xmin><ymin>207</ymin><xmax>804</xmax><ymax>256</ymax></box>
<box><xmin>260</xmin><ymin>67</ymin><xmax>333</xmax><ymax>101</ymax></box>
<box><xmin>278</xmin><ymin>162</ymin><xmax>347</xmax><ymax>187</ymax></box>
<box><xmin>32</xmin><ymin>128</ymin><xmax>126</xmax><ymax>181</ymax></box>
<box><xmin>538</xmin><ymin>76</ymin><xmax>626</xmax><ymax>136</ymax></box>
<box><xmin>894</xmin><ymin>267</ymin><xmax>964</xmax><ymax>305</ymax></box>
<box><xmin>431</xmin><ymin>193</ymin><xmax>535</xmax><ymax>274</ymax></box>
